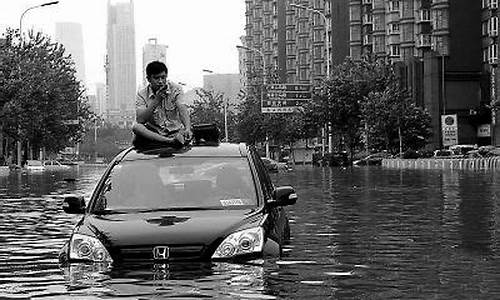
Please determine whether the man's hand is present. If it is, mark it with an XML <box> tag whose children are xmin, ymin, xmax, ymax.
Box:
<box><xmin>183</xmin><ymin>128</ymin><xmax>193</xmax><ymax>141</ymax></box>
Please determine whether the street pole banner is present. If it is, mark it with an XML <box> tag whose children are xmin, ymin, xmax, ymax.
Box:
<box><xmin>262</xmin><ymin>84</ymin><xmax>312</xmax><ymax>113</ymax></box>
<box><xmin>441</xmin><ymin>114</ymin><xmax>458</xmax><ymax>147</ymax></box>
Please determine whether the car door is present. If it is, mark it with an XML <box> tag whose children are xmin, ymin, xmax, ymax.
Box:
<box><xmin>250</xmin><ymin>151</ymin><xmax>287</xmax><ymax>245</ymax></box>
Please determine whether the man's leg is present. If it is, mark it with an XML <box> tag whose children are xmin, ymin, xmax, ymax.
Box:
<box><xmin>132</xmin><ymin>123</ymin><xmax>185</xmax><ymax>146</ymax></box>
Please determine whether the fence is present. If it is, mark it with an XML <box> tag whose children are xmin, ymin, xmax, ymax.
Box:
<box><xmin>382</xmin><ymin>157</ymin><xmax>500</xmax><ymax>170</ymax></box>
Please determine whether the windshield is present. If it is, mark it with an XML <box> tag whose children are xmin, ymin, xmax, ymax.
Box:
<box><xmin>92</xmin><ymin>157</ymin><xmax>257</xmax><ymax>212</ymax></box>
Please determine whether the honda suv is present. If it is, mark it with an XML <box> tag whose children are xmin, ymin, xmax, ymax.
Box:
<box><xmin>59</xmin><ymin>141</ymin><xmax>297</xmax><ymax>264</ymax></box>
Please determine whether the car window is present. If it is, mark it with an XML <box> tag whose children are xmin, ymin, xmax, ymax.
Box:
<box><xmin>91</xmin><ymin>157</ymin><xmax>257</xmax><ymax>211</ymax></box>
<box><xmin>253</xmin><ymin>154</ymin><xmax>274</xmax><ymax>198</ymax></box>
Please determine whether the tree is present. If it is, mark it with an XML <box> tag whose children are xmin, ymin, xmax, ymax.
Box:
<box><xmin>189</xmin><ymin>88</ymin><xmax>237</xmax><ymax>142</ymax></box>
<box><xmin>0</xmin><ymin>29</ymin><xmax>91</xmax><ymax>157</ymax></box>
<box><xmin>305</xmin><ymin>55</ymin><xmax>432</xmax><ymax>159</ymax></box>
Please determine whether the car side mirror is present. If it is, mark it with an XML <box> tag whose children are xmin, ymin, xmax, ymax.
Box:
<box><xmin>62</xmin><ymin>195</ymin><xmax>86</xmax><ymax>214</ymax></box>
<box><xmin>269</xmin><ymin>186</ymin><xmax>298</xmax><ymax>207</ymax></box>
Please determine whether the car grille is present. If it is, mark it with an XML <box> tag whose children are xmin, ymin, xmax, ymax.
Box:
<box><xmin>116</xmin><ymin>245</ymin><xmax>207</xmax><ymax>261</ymax></box>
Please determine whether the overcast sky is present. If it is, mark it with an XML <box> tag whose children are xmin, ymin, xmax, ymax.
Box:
<box><xmin>0</xmin><ymin>0</ymin><xmax>245</xmax><ymax>92</ymax></box>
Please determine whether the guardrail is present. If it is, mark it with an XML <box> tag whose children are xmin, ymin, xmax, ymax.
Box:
<box><xmin>382</xmin><ymin>157</ymin><xmax>500</xmax><ymax>170</ymax></box>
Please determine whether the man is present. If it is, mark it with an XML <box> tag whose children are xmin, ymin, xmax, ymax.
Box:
<box><xmin>132</xmin><ymin>61</ymin><xmax>192</xmax><ymax>146</ymax></box>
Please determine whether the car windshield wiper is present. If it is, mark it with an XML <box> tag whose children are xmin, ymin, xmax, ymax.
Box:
<box><xmin>136</xmin><ymin>207</ymin><xmax>222</xmax><ymax>213</ymax></box>
<box><xmin>93</xmin><ymin>209</ymin><xmax>130</xmax><ymax>215</ymax></box>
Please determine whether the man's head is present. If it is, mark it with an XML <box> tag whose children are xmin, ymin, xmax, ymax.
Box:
<box><xmin>146</xmin><ymin>61</ymin><xmax>168</xmax><ymax>91</ymax></box>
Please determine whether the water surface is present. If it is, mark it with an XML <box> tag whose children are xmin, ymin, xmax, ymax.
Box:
<box><xmin>1</xmin><ymin>166</ymin><xmax>500</xmax><ymax>299</ymax></box>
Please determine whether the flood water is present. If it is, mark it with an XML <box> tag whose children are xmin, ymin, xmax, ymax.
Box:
<box><xmin>1</xmin><ymin>165</ymin><xmax>500</xmax><ymax>299</ymax></box>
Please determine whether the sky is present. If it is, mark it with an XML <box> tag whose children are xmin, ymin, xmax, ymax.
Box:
<box><xmin>0</xmin><ymin>0</ymin><xmax>246</xmax><ymax>92</ymax></box>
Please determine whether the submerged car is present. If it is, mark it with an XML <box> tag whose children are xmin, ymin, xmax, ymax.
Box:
<box><xmin>59</xmin><ymin>140</ymin><xmax>297</xmax><ymax>264</ymax></box>
<box><xmin>260</xmin><ymin>157</ymin><xmax>291</xmax><ymax>173</ymax></box>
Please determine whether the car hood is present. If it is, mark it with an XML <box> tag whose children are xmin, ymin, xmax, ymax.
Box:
<box><xmin>80</xmin><ymin>209</ymin><xmax>260</xmax><ymax>247</ymax></box>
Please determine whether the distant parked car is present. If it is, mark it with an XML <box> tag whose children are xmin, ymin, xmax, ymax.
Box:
<box><xmin>433</xmin><ymin>149</ymin><xmax>457</xmax><ymax>158</ymax></box>
<box><xmin>353</xmin><ymin>152</ymin><xmax>392</xmax><ymax>166</ymax></box>
<box><xmin>25</xmin><ymin>160</ymin><xmax>71</xmax><ymax>171</ymax></box>
<box><xmin>261</xmin><ymin>157</ymin><xmax>291</xmax><ymax>173</ymax></box>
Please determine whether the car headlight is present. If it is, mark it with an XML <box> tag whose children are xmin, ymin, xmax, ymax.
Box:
<box><xmin>69</xmin><ymin>233</ymin><xmax>113</xmax><ymax>263</ymax></box>
<box><xmin>212</xmin><ymin>227</ymin><xmax>264</xmax><ymax>259</ymax></box>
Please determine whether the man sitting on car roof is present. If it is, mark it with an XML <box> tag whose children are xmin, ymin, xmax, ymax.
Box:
<box><xmin>132</xmin><ymin>61</ymin><xmax>192</xmax><ymax>147</ymax></box>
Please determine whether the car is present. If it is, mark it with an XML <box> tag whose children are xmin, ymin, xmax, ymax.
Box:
<box><xmin>58</xmin><ymin>135</ymin><xmax>297</xmax><ymax>264</ymax></box>
<box><xmin>260</xmin><ymin>157</ymin><xmax>291</xmax><ymax>173</ymax></box>
<box><xmin>353</xmin><ymin>152</ymin><xmax>392</xmax><ymax>166</ymax></box>
<box><xmin>25</xmin><ymin>159</ymin><xmax>71</xmax><ymax>171</ymax></box>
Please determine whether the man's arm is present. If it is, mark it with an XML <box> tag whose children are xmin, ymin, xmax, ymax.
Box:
<box><xmin>136</xmin><ymin>87</ymin><xmax>166</xmax><ymax>123</ymax></box>
<box><xmin>178</xmin><ymin>102</ymin><xmax>192</xmax><ymax>139</ymax></box>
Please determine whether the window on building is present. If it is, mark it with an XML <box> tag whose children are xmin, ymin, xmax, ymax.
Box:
<box><xmin>489</xmin><ymin>43</ymin><xmax>498</xmax><ymax>63</ymax></box>
<box><xmin>388</xmin><ymin>23</ymin><xmax>400</xmax><ymax>34</ymax></box>
<box><xmin>419</xmin><ymin>9</ymin><xmax>430</xmax><ymax>22</ymax></box>
<box><xmin>432</xmin><ymin>9</ymin><xmax>449</xmax><ymax>30</ymax></box>
<box><xmin>363</xmin><ymin>14</ymin><xmax>373</xmax><ymax>24</ymax></box>
<box><xmin>491</xmin><ymin>0</ymin><xmax>498</xmax><ymax>9</ymax></box>
<box><xmin>389</xmin><ymin>1</ymin><xmax>400</xmax><ymax>12</ymax></box>
<box><xmin>489</xmin><ymin>17</ymin><xmax>499</xmax><ymax>36</ymax></box>
<box><xmin>390</xmin><ymin>44</ymin><xmax>401</xmax><ymax>57</ymax></box>
<box><xmin>299</xmin><ymin>68</ymin><xmax>308</xmax><ymax>81</ymax></box>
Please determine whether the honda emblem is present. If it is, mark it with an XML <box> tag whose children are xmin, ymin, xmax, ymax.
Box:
<box><xmin>152</xmin><ymin>246</ymin><xmax>170</xmax><ymax>260</ymax></box>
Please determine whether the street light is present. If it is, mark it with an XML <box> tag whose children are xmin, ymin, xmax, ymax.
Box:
<box><xmin>19</xmin><ymin>1</ymin><xmax>59</xmax><ymax>42</ymax></box>
<box><xmin>290</xmin><ymin>3</ymin><xmax>330</xmax><ymax>77</ymax></box>
<box><xmin>16</xmin><ymin>1</ymin><xmax>59</xmax><ymax>167</ymax></box>
<box><xmin>236</xmin><ymin>45</ymin><xmax>270</xmax><ymax>157</ymax></box>
<box><xmin>202</xmin><ymin>69</ymin><xmax>228</xmax><ymax>142</ymax></box>
<box><xmin>291</xmin><ymin>3</ymin><xmax>332</xmax><ymax>155</ymax></box>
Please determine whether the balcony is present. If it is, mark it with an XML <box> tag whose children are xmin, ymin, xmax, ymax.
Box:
<box><xmin>363</xmin><ymin>35</ymin><xmax>373</xmax><ymax>45</ymax></box>
<box><xmin>416</xmin><ymin>34</ymin><xmax>432</xmax><ymax>47</ymax></box>
<box><xmin>362</xmin><ymin>14</ymin><xmax>373</xmax><ymax>25</ymax></box>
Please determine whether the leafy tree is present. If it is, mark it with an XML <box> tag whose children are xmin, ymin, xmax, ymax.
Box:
<box><xmin>188</xmin><ymin>88</ymin><xmax>237</xmax><ymax>142</ymax></box>
<box><xmin>306</xmin><ymin>55</ymin><xmax>431</xmax><ymax>159</ymax></box>
<box><xmin>236</xmin><ymin>67</ymin><xmax>309</xmax><ymax>158</ymax></box>
<box><xmin>0</xmin><ymin>29</ymin><xmax>91</xmax><ymax>157</ymax></box>
<box><xmin>79</xmin><ymin>121</ymin><xmax>133</xmax><ymax>162</ymax></box>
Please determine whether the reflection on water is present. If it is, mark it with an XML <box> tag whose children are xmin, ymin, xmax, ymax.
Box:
<box><xmin>1</xmin><ymin>166</ymin><xmax>500</xmax><ymax>298</ymax></box>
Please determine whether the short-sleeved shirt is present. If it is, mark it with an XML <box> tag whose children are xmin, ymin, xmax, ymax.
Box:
<box><xmin>135</xmin><ymin>81</ymin><xmax>185</xmax><ymax>134</ymax></box>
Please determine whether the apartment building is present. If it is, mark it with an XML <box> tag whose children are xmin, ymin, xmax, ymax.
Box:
<box><xmin>349</xmin><ymin>0</ymin><xmax>489</xmax><ymax>147</ymax></box>
<box><xmin>242</xmin><ymin>0</ymin><xmax>349</xmax><ymax>86</ymax></box>
<box><xmin>243</xmin><ymin>0</ymin><xmax>492</xmax><ymax>147</ymax></box>
<box><xmin>482</xmin><ymin>0</ymin><xmax>500</xmax><ymax>145</ymax></box>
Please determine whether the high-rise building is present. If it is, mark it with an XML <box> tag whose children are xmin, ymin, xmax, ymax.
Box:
<box><xmin>241</xmin><ymin>0</ymin><xmax>349</xmax><ymax>85</ymax></box>
<box><xmin>243</xmin><ymin>0</ymin><xmax>494</xmax><ymax>148</ymax></box>
<box><xmin>482</xmin><ymin>0</ymin><xmax>500</xmax><ymax>145</ymax></box>
<box><xmin>142</xmin><ymin>38</ymin><xmax>168</xmax><ymax>85</ymax></box>
<box><xmin>349</xmin><ymin>0</ymin><xmax>484</xmax><ymax>147</ymax></box>
<box><xmin>55</xmin><ymin>22</ymin><xmax>86</xmax><ymax>86</ymax></box>
<box><xmin>95</xmin><ymin>83</ymin><xmax>107</xmax><ymax>116</ymax></box>
<box><xmin>106</xmin><ymin>0</ymin><xmax>136</xmax><ymax>128</ymax></box>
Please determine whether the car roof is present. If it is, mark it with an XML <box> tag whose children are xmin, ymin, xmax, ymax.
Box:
<box><xmin>120</xmin><ymin>142</ymin><xmax>250</xmax><ymax>162</ymax></box>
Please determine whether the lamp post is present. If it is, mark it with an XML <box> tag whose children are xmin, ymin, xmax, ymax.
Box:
<box><xmin>236</xmin><ymin>45</ymin><xmax>269</xmax><ymax>157</ymax></box>
<box><xmin>16</xmin><ymin>1</ymin><xmax>59</xmax><ymax>167</ymax></box>
<box><xmin>291</xmin><ymin>3</ymin><xmax>332</xmax><ymax>155</ymax></box>
<box><xmin>20</xmin><ymin>1</ymin><xmax>59</xmax><ymax>42</ymax></box>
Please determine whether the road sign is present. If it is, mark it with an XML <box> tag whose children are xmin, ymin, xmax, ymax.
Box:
<box><xmin>263</xmin><ymin>84</ymin><xmax>312</xmax><ymax>113</ymax></box>
<box><xmin>441</xmin><ymin>114</ymin><xmax>458</xmax><ymax>146</ymax></box>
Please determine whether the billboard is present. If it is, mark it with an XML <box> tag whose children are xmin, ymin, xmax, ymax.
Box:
<box><xmin>263</xmin><ymin>84</ymin><xmax>312</xmax><ymax>113</ymax></box>
<box><xmin>441</xmin><ymin>114</ymin><xmax>458</xmax><ymax>147</ymax></box>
